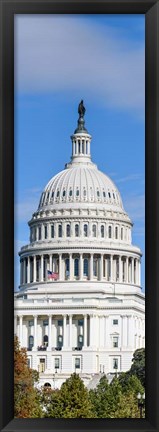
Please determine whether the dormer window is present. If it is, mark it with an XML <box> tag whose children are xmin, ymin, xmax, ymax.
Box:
<box><xmin>66</xmin><ymin>224</ymin><xmax>70</xmax><ymax>237</ymax></box>
<box><xmin>97</xmin><ymin>190</ymin><xmax>100</xmax><ymax>197</ymax></box>
<box><xmin>84</xmin><ymin>224</ymin><xmax>88</xmax><ymax>237</ymax></box>
<box><xmin>63</xmin><ymin>190</ymin><xmax>66</xmax><ymax>197</ymax></box>
<box><xmin>76</xmin><ymin>189</ymin><xmax>79</xmax><ymax>197</ymax></box>
<box><xmin>69</xmin><ymin>189</ymin><xmax>72</xmax><ymax>197</ymax></box>
<box><xmin>92</xmin><ymin>224</ymin><xmax>97</xmax><ymax>237</ymax></box>
<box><xmin>103</xmin><ymin>191</ymin><xmax>106</xmax><ymax>198</ymax></box>
<box><xmin>51</xmin><ymin>191</ymin><xmax>54</xmax><ymax>198</ymax></box>
<box><xmin>108</xmin><ymin>192</ymin><xmax>111</xmax><ymax>198</ymax></box>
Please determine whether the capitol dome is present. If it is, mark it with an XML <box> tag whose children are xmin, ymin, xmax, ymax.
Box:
<box><xmin>15</xmin><ymin>101</ymin><xmax>145</xmax><ymax>390</ymax></box>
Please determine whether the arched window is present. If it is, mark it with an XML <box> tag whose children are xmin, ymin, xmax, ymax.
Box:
<box><xmin>97</xmin><ymin>190</ymin><xmax>100</xmax><ymax>197</ymax></box>
<box><xmin>57</xmin><ymin>190</ymin><xmax>59</xmax><ymax>198</ymax></box>
<box><xmin>51</xmin><ymin>191</ymin><xmax>54</xmax><ymax>198</ymax></box>
<box><xmin>58</xmin><ymin>224</ymin><xmax>62</xmax><ymax>237</ymax></box>
<box><xmin>63</xmin><ymin>190</ymin><xmax>66</xmax><ymax>197</ymax></box>
<box><xmin>121</xmin><ymin>227</ymin><xmax>123</xmax><ymax>240</ymax></box>
<box><xmin>84</xmin><ymin>224</ymin><xmax>88</xmax><ymax>237</ymax></box>
<box><xmin>115</xmin><ymin>227</ymin><xmax>118</xmax><ymax>239</ymax></box>
<box><xmin>66</xmin><ymin>224</ymin><xmax>70</xmax><ymax>237</ymax></box>
<box><xmin>108</xmin><ymin>226</ymin><xmax>112</xmax><ymax>238</ymax></box>
<box><xmin>101</xmin><ymin>225</ymin><xmax>104</xmax><ymax>238</ymax></box>
<box><xmin>103</xmin><ymin>191</ymin><xmax>106</xmax><ymax>198</ymax></box>
<box><xmin>83</xmin><ymin>189</ymin><xmax>87</xmax><ymax>197</ymax></box>
<box><xmin>28</xmin><ymin>335</ymin><xmax>34</xmax><ymax>350</ymax></box>
<box><xmin>74</xmin><ymin>258</ymin><xmax>79</xmax><ymax>277</ymax></box>
<box><xmin>43</xmin><ymin>335</ymin><xmax>48</xmax><ymax>347</ymax></box>
<box><xmin>75</xmin><ymin>224</ymin><xmax>79</xmax><ymax>237</ymax></box>
<box><xmin>44</xmin><ymin>382</ymin><xmax>51</xmax><ymax>388</ymax></box>
<box><xmin>69</xmin><ymin>189</ymin><xmax>72</xmax><ymax>197</ymax></box>
<box><xmin>92</xmin><ymin>224</ymin><xmax>97</xmax><ymax>237</ymax></box>
<box><xmin>76</xmin><ymin>189</ymin><xmax>79</xmax><ymax>197</ymax></box>
<box><xmin>83</xmin><ymin>258</ymin><xmax>88</xmax><ymax>276</ymax></box>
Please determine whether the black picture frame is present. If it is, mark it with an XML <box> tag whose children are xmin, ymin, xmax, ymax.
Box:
<box><xmin>0</xmin><ymin>0</ymin><xmax>159</xmax><ymax>431</ymax></box>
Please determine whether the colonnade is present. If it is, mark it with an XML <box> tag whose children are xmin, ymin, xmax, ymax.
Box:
<box><xmin>20</xmin><ymin>253</ymin><xmax>141</xmax><ymax>286</ymax></box>
<box><xmin>14</xmin><ymin>313</ymin><xmax>145</xmax><ymax>351</ymax></box>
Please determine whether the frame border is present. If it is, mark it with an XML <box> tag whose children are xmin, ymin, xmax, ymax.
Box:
<box><xmin>0</xmin><ymin>1</ymin><xmax>159</xmax><ymax>431</ymax></box>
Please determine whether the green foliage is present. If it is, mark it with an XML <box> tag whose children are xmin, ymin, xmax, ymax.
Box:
<box><xmin>14</xmin><ymin>336</ymin><xmax>43</xmax><ymax>418</ymax></box>
<box><xmin>44</xmin><ymin>373</ymin><xmax>94</xmax><ymax>418</ymax></box>
<box><xmin>130</xmin><ymin>348</ymin><xmax>145</xmax><ymax>387</ymax></box>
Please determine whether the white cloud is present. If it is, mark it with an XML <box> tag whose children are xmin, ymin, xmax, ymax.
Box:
<box><xmin>116</xmin><ymin>174</ymin><xmax>142</xmax><ymax>184</ymax></box>
<box><xmin>14</xmin><ymin>15</ymin><xmax>145</xmax><ymax>116</ymax></box>
<box><xmin>14</xmin><ymin>188</ymin><xmax>40</xmax><ymax>223</ymax></box>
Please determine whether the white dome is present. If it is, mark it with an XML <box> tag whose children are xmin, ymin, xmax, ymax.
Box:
<box><xmin>38</xmin><ymin>163</ymin><xmax>124</xmax><ymax>212</ymax></box>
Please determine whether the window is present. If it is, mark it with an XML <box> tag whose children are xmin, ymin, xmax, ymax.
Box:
<box><xmin>66</xmin><ymin>224</ymin><xmax>70</xmax><ymax>237</ymax></box>
<box><xmin>57</xmin><ymin>190</ymin><xmax>59</xmax><ymax>198</ymax></box>
<box><xmin>43</xmin><ymin>319</ymin><xmax>48</xmax><ymax>326</ymax></box>
<box><xmin>29</xmin><ymin>320</ymin><xmax>34</xmax><ymax>327</ymax></box>
<box><xmin>58</xmin><ymin>320</ymin><xmax>63</xmax><ymax>327</ymax></box>
<box><xmin>113</xmin><ymin>358</ymin><xmax>118</xmax><ymax>370</ymax></box>
<box><xmin>55</xmin><ymin>358</ymin><xmax>60</xmax><ymax>369</ymax></box>
<box><xmin>115</xmin><ymin>227</ymin><xmax>118</xmax><ymax>239</ymax></box>
<box><xmin>63</xmin><ymin>190</ymin><xmax>66</xmax><ymax>197</ymax></box>
<box><xmin>38</xmin><ymin>226</ymin><xmax>41</xmax><ymax>240</ymax></box>
<box><xmin>76</xmin><ymin>189</ymin><xmax>79</xmax><ymax>197</ymax></box>
<box><xmin>121</xmin><ymin>227</ymin><xmax>123</xmax><ymax>240</ymax></box>
<box><xmin>103</xmin><ymin>191</ymin><xmax>106</xmax><ymax>198</ymax></box>
<box><xmin>101</xmin><ymin>225</ymin><xmax>104</xmax><ymax>238</ymax></box>
<box><xmin>83</xmin><ymin>258</ymin><xmax>88</xmax><ymax>277</ymax></box>
<box><xmin>78</xmin><ymin>140</ymin><xmax>80</xmax><ymax>153</ymax></box>
<box><xmin>86</xmin><ymin>141</ymin><xmax>88</xmax><ymax>154</ymax></box>
<box><xmin>113</xmin><ymin>319</ymin><xmax>118</xmax><ymax>325</ymax></box>
<box><xmin>84</xmin><ymin>224</ymin><xmax>88</xmax><ymax>237</ymax></box>
<box><xmin>69</xmin><ymin>189</ymin><xmax>72</xmax><ymax>197</ymax></box>
<box><xmin>75</xmin><ymin>357</ymin><xmax>80</xmax><ymax>369</ymax></box>
<box><xmin>97</xmin><ymin>190</ymin><xmax>100</xmax><ymax>197</ymax></box>
<box><xmin>51</xmin><ymin>224</ymin><xmax>54</xmax><ymax>238</ymax></box>
<box><xmin>43</xmin><ymin>335</ymin><xmax>48</xmax><ymax>347</ymax></box>
<box><xmin>78</xmin><ymin>319</ymin><xmax>84</xmax><ymax>326</ymax></box>
<box><xmin>28</xmin><ymin>335</ymin><xmax>34</xmax><ymax>350</ymax></box>
<box><xmin>113</xmin><ymin>336</ymin><xmax>119</xmax><ymax>348</ymax></box>
<box><xmin>44</xmin><ymin>225</ymin><xmax>47</xmax><ymax>239</ymax></box>
<box><xmin>27</xmin><ymin>358</ymin><xmax>31</xmax><ymax>368</ymax></box>
<box><xmin>108</xmin><ymin>226</ymin><xmax>112</xmax><ymax>238</ymax></box>
<box><xmin>108</xmin><ymin>192</ymin><xmax>111</xmax><ymax>198</ymax></box>
<box><xmin>113</xmin><ymin>193</ymin><xmax>115</xmax><ymax>199</ymax></box>
<box><xmin>57</xmin><ymin>334</ymin><xmax>63</xmax><ymax>348</ymax></box>
<box><xmin>58</xmin><ymin>224</ymin><xmax>62</xmax><ymax>237</ymax></box>
<box><xmin>82</xmin><ymin>140</ymin><xmax>84</xmax><ymax>153</ymax></box>
<box><xmin>75</xmin><ymin>224</ymin><xmax>79</xmax><ymax>237</ymax></box>
<box><xmin>51</xmin><ymin>191</ymin><xmax>54</xmax><ymax>198</ymax></box>
<box><xmin>78</xmin><ymin>334</ymin><xmax>83</xmax><ymax>348</ymax></box>
<box><xmin>92</xmin><ymin>224</ymin><xmax>97</xmax><ymax>237</ymax></box>
<box><xmin>83</xmin><ymin>189</ymin><xmax>87</xmax><ymax>197</ymax></box>
<box><xmin>74</xmin><ymin>258</ymin><xmax>79</xmax><ymax>277</ymax></box>
<box><xmin>39</xmin><ymin>358</ymin><xmax>45</xmax><ymax>373</ymax></box>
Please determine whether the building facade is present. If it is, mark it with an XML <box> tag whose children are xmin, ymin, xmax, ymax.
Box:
<box><xmin>14</xmin><ymin>102</ymin><xmax>145</xmax><ymax>389</ymax></box>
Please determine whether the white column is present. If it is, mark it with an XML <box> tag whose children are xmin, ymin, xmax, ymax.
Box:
<box><xmin>33</xmin><ymin>315</ymin><xmax>37</xmax><ymax>350</ymax></box>
<box><xmin>23</xmin><ymin>259</ymin><xmax>26</xmax><ymax>284</ymax></box>
<box><xmin>49</xmin><ymin>254</ymin><xmax>52</xmax><ymax>271</ymax></box>
<box><xmin>27</xmin><ymin>256</ymin><xmax>30</xmax><ymax>283</ymax></box>
<box><xmin>100</xmin><ymin>254</ymin><xmax>103</xmax><ymax>281</ymax></box>
<box><xmin>48</xmin><ymin>315</ymin><xmax>52</xmax><ymax>349</ymax></box>
<box><xmin>79</xmin><ymin>254</ymin><xmax>83</xmax><ymax>280</ymax></box>
<box><xmin>20</xmin><ymin>260</ymin><xmax>23</xmax><ymax>285</ymax></box>
<box><xmin>110</xmin><ymin>255</ymin><xmax>113</xmax><ymax>281</ymax></box>
<box><xmin>33</xmin><ymin>255</ymin><xmax>36</xmax><ymax>282</ymax></box>
<box><xmin>14</xmin><ymin>315</ymin><xmax>17</xmax><ymax>335</ymax></box>
<box><xmin>59</xmin><ymin>254</ymin><xmax>62</xmax><ymax>280</ymax></box>
<box><xmin>126</xmin><ymin>257</ymin><xmax>129</xmax><ymax>283</ymax></box>
<box><xmin>90</xmin><ymin>315</ymin><xmax>96</xmax><ymax>347</ymax></box>
<box><xmin>63</xmin><ymin>315</ymin><xmax>67</xmax><ymax>348</ymax></box>
<box><xmin>138</xmin><ymin>259</ymin><xmax>141</xmax><ymax>286</ymax></box>
<box><xmin>90</xmin><ymin>254</ymin><xmax>93</xmax><ymax>280</ymax></box>
<box><xmin>119</xmin><ymin>256</ymin><xmax>122</xmax><ymax>282</ymax></box>
<box><xmin>41</xmin><ymin>255</ymin><xmax>44</xmax><ymax>282</ymax></box>
<box><xmin>84</xmin><ymin>314</ymin><xmax>87</xmax><ymax>347</ymax></box>
<box><xmin>69</xmin><ymin>315</ymin><xmax>72</xmax><ymax>348</ymax></box>
<box><xmin>104</xmin><ymin>315</ymin><xmax>109</xmax><ymax>348</ymax></box>
<box><xmin>128</xmin><ymin>315</ymin><xmax>134</xmax><ymax>348</ymax></box>
<box><xmin>19</xmin><ymin>315</ymin><xmax>23</xmax><ymax>346</ymax></box>
<box><xmin>69</xmin><ymin>254</ymin><xmax>73</xmax><ymax>280</ymax></box>
<box><xmin>131</xmin><ymin>258</ymin><xmax>134</xmax><ymax>284</ymax></box>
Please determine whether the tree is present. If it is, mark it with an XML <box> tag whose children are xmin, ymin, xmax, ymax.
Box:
<box><xmin>129</xmin><ymin>348</ymin><xmax>145</xmax><ymax>387</ymax></box>
<box><xmin>14</xmin><ymin>336</ymin><xmax>42</xmax><ymax>418</ymax></box>
<box><xmin>45</xmin><ymin>373</ymin><xmax>94</xmax><ymax>418</ymax></box>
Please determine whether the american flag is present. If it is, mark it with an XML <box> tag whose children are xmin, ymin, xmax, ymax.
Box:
<box><xmin>47</xmin><ymin>270</ymin><xmax>59</xmax><ymax>280</ymax></box>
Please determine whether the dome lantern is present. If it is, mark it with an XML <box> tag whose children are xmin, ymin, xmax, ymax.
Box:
<box><xmin>70</xmin><ymin>100</ymin><xmax>92</xmax><ymax>164</ymax></box>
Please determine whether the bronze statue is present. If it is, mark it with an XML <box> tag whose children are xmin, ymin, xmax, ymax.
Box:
<box><xmin>78</xmin><ymin>100</ymin><xmax>86</xmax><ymax>117</ymax></box>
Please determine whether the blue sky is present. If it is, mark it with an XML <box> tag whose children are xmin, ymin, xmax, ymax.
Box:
<box><xmin>14</xmin><ymin>14</ymin><xmax>145</xmax><ymax>291</ymax></box>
